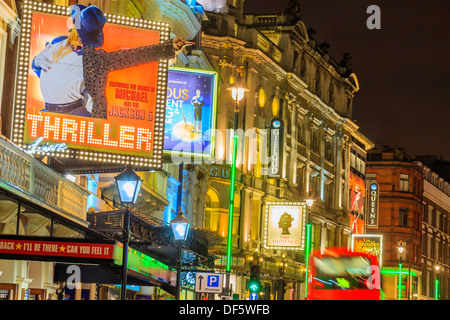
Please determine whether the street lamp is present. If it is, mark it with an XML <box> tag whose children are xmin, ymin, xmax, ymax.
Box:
<box><xmin>115</xmin><ymin>164</ymin><xmax>142</xmax><ymax>300</ymax></box>
<box><xmin>171</xmin><ymin>207</ymin><xmax>190</xmax><ymax>300</ymax></box>
<box><xmin>225</xmin><ymin>70</ymin><xmax>248</xmax><ymax>296</ymax></box>
<box><xmin>278</xmin><ymin>254</ymin><xmax>287</xmax><ymax>300</ymax></box>
<box><xmin>434</xmin><ymin>265</ymin><xmax>440</xmax><ymax>300</ymax></box>
<box><xmin>304</xmin><ymin>189</ymin><xmax>314</xmax><ymax>299</ymax></box>
<box><xmin>397</xmin><ymin>245</ymin><xmax>405</xmax><ymax>300</ymax></box>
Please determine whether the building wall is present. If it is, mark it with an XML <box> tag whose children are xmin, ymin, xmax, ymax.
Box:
<box><xmin>416</xmin><ymin>161</ymin><xmax>450</xmax><ymax>300</ymax></box>
<box><xmin>200</xmin><ymin>0</ymin><xmax>374</xmax><ymax>299</ymax></box>
<box><xmin>366</xmin><ymin>147</ymin><xmax>424</xmax><ymax>299</ymax></box>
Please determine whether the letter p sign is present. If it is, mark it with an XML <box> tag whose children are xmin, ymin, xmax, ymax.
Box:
<box><xmin>208</xmin><ymin>275</ymin><xmax>219</xmax><ymax>287</ymax></box>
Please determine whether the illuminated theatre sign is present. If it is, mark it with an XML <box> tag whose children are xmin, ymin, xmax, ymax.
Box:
<box><xmin>12</xmin><ymin>1</ymin><xmax>171</xmax><ymax>169</ymax></box>
<box><xmin>164</xmin><ymin>67</ymin><xmax>218</xmax><ymax>157</ymax></box>
<box><xmin>367</xmin><ymin>182</ymin><xmax>380</xmax><ymax>228</ymax></box>
<box><xmin>263</xmin><ymin>202</ymin><xmax>306</xmax><ymax>251</ymax></box>
<box><xmin>351</xmin><ymin>234</ymin><xmax>383</xmax><ymax>266</ymax></box>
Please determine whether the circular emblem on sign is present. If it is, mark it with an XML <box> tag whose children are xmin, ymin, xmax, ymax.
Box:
<box><xmin>273</xmin><ymin>120</ymin><xmax>281</xmax><ymax>128</ymax></box>
<box><xmin>370</xmin><ymin>184</ymin><xmax>377</xmax><ymax>190</ymax></box>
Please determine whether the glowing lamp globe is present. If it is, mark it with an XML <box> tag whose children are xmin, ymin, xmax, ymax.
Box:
<box><xmin>227</xmin><ymin>78</ymin><xmax>249</xmax><ymax>102</ymax></box>
<box><xmin>115</xmin><ymin>164</ymin><xmax>142</xmax><ymax>205</ymax></box>
<box><xmin>171</xmin><ymin>210</ymin><xmax>190</xmax><ymax>241</ymax></box>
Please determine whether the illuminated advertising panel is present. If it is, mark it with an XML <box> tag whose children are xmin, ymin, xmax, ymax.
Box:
<box><xmin>268</xmin><ymin>118</ymin><xmax>284</xmax><ymax>179</ymax></box>
<box><xmin>164</xmin><ymin>67</ymin><xmax>218</xmax><ymax>157</ymax></box>
<box><xmin>351</xmin><ymin>234</ymin><xmax>383</xmax><ymax>266</ymax></box>
<box><xmin>263</xmin><ymin>202</ymin><xmax>306</xmax><ymax>251</ymax></box>
<box><xmin>12</xmin><ymin>1</ymin><xmax>170</xmax><ymax>169</ymax></box>
<box><xmin>0</xmin><ymin>237</ymin><xmax>115</xmax><ymax>262</ymax></box>
<box><xmin>349</xmin><ymin>172</ymin><xmax>365</xmax><ymax>234</ymax></box>
<box><xmin>367</xmin><ymin>182</ymin><xmax>379</xmax><ymax>228</ymax></box>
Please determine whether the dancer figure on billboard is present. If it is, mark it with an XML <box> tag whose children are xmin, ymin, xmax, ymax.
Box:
<box><xmin>349</xmin><ymin>183</ymin><xmax>364</xmax><ymax>234</ymax></box>
<box><xmin>191</xmin><ymin>89</ymin><xmax>204</xmax><ymax>133</ymax></box>
<box><xmin>32</xmin><ymin>4</ymin><xmax>192</xmax><ymax>118</ymax></box>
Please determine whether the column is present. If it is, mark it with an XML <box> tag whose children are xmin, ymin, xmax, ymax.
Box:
<box><xmin>320</xmin><ymin>121</ymin><xmax>327</xmax><ymax>202</ymax></box>
<box><xmin>334</xmin><ymin>124</ymin><xmax>343</xmax><ymax>209</ymax></box>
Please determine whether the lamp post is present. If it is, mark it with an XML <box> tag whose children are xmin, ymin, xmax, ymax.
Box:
<box><xmin>434</xmin><ymin>265</ymin><xmax>440</xmax><ymax>300</ymax></box>
<box><xmin>304</xmin><ymin>189</ymin><xmax>314</xmax><ymax>300</ymax></box>
<box><xmin>114</xmin><ymin>164</ymin><xmax>142</xmax><ymax>300</ymax></box>
<box><xmin>397</xmin><ymin>246</ymin><xmax>404</xmax><ymax>300</ymax></box>
<box><xmin>171</xmin><ymin>207</ymin><xmax>190</xmax><ymax>300</ymax></box>
<box><xmin>277</xmin><ymin>253</ymin><xmax>287</xmax><ymax>300</ymax></box>
<box><xmin>225</xmin><ymin>70</ymin><xmax>248</xmax><ymax>296</ymax></box>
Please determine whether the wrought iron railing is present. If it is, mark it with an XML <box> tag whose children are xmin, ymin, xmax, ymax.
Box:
<box><xmin>87</xmin><ymin>209</ymin><xmax>220</xmax><ymax>269</ymax></box>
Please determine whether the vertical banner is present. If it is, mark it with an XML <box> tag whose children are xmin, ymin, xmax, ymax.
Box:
<box><xmin>268</xmin><ymin>118</ymin><xmax>284</xmax><ymax>179</ymax></box>
<box><xmin>367</xmin><ymin>182</ymin><xmax>379</xmax><ymax>228</ymax></box>
<box><xmin>263</xmin><ymin>202</ymin><xmax>306</xmax><ymax>251</ymax></box>
<box><xmin>164</xmin><ymin>67</ymin><xmax>218</xmax><ymax>157</ymax></box>
<box><xmin>349</xmin><ymin>172</ymin><xmax>365</xmax><ymax>234</ymax></box>
<box><xmin>12</xmin><ymin>2</ymin><xmax>170</xmax><ymax>169</ymax></box>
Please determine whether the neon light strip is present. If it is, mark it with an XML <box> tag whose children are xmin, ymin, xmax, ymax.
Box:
<box><xmin>435</xmin><ymin>279</ymin><xmax>439</xmax><ymax>300</ymax></box>
<box><xmin>226</xmin><ymin>134</ymin><xmax>239</xmax><ymax>273</ymax></box>
<box><xmin>304</xmin><ymin>223</ymin><xmax>312</xmax><ymax>298</ymax></box>
<box><xmin>398</xmin><ymin>263</ymin><xmax>402</xmax><ymax>300</ymax></box>
<box><xmin>381</xmin><ymin>269</ymin><xmax>417</xmax><ymax>276</ymax></box>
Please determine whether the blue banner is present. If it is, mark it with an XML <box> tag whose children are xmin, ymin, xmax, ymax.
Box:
<box><xmin>164</xmin><ymin>67</ymin><xmax>218</xmax><ymax>157</ymax></box>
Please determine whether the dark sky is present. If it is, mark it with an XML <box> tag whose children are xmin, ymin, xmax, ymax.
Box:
<box><xmin>244</xmin><ymin>0</ymin><xmax>450</xmax><ymax>160</ymax></box>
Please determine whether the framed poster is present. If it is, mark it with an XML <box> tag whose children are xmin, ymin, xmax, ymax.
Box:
<box><xmin>12</xmin><ymin>1</ymin><xmax>171</xmax><ymax>169</ymax></box>
<box><xmin>263</xmin><ymin>202</ymin><xmax>306</xmax><ymax>251</ymax></box>
<box><xmin>164</xmin><ymin>67</ymin><xmax>218</xmax><ymax>158</ymax></box>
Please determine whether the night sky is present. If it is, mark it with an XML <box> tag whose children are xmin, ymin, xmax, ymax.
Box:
<box><xmin>244</xmin><ymin>0</ymin><xmax>450</xmax><ymax>160</ymax></box>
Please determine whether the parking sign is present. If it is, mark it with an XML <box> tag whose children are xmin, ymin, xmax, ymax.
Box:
<box><xmin>195</xmin><ymin>272</ymin><xmax>224</xmax><ymax>293</ymax></box>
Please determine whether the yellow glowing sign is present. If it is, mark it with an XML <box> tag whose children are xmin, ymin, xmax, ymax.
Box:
<box><xmin>258</xmin><ymin>87</ymin><xmax>266</xmax><ymax>107</ymax></box>
<box><xmin>272</xmin><ymin>97</ymin><xmax>279</xmax><ymax>116</ymax></box>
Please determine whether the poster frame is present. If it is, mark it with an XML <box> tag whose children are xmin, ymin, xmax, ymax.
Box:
<box><xmin>11</xmin><ymin>1</ymin><xmax>171</xmax><ymax>170</ymax></box>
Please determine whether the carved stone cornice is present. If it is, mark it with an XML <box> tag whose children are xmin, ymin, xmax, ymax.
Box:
<box><xmin>139</xmin><ymin>0</ymin><xmax>201</xmax><ymax>40</ymax></box>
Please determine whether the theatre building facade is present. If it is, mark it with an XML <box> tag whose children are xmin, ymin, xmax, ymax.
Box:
<box><xmin>0</xmin><ymin>0</ymin><xmax>216</xmax><ymax>300</ymax></box>
<box><xmin>197</xmin><ymin>0</ymin><xmax>374</xmax><ymax>299</ymax></box>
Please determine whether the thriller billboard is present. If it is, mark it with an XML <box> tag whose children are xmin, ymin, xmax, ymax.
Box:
<box><xmin>12</xmin><ymin>1</ymin><xmax>171</xmax><ymax>169</ymax></box>
<box><xmin>164</xmin><ymin>67</ymin><xmax>218</xmax><ymax>157</ymax></box>
<box><xmin>263</xmin><ymin>202</ymin><xmax>306</xmax><ymax>251</ymax></box>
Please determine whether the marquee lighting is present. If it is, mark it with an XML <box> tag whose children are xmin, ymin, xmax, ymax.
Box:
<box><xmin>12</xmin><ymin>0</ymin><xmax>171</xmax><ymax>169</ymax></box>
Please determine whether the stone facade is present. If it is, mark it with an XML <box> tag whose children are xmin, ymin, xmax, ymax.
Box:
<box><xmin>198</xmin><ymin>0</ymin><xmax>373</xmax><ymax>299</ymax></box>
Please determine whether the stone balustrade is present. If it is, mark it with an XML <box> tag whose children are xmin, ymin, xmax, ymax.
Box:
<box><xmin>0</xmin><ymin>136</ymin><xmax>88</xmax><ymax>222</ymax></box>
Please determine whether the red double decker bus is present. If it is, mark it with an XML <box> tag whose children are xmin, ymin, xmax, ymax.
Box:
<box><xmin>307</xmin><ymin>248</ymin><xmax>381</xmax><ymax>300</ymax></box>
